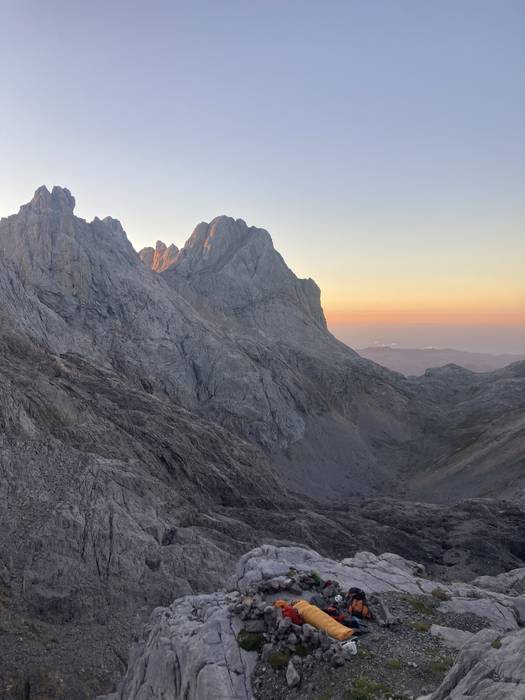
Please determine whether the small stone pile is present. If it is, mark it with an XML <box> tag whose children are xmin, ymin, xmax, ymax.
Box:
<box><xmin>230</xmin><ymin>570</ymin><xmax>351</xmax><ymax>689</ymax></box>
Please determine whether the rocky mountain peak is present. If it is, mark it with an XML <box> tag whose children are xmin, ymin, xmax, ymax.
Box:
<box><xmin>181</xmin><ymin>216</ymin><xmax>267</xmax><ymax>266</ymax></box>
<box><xmin>162</xmin><ymin>214</ymin><xmax>328</xmax><ymax>340</ymax></box>
<box><xmin>1</xmin><ymin>186</ymin><xmax>525</xmax><ymax>699</ymax></box>
<box><xmin>0</xmin><ymin>187</ymin><xmax>143</xmax><ymax>321</ymax></box>
<box><xmin>139</xmin><ymin>240</ymin><xmax>179</xmax><ymax>272</ymax></box>
<box><xmin>22</xmin><ymin>185</ymin><xmax>76</xmax><ymax>214</ymax></box>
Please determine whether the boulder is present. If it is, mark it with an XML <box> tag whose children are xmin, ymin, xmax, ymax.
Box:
<box><xmin>286</xmin><ymin>659</ymin><xmax>301</xmax><ymax>688</ymax></box>
<box><xmin>428</xmin><ymin>628</ymin><xmax>525</xmax><ymax>699</ymax></box>
<box><xmin>233</xmin><ymin>545</ymin><xmax>431</xmax><ymax>596</ymax></box>
<box><xmin>430</xmin><ymin>624</ymin><xmax>474</xmax><ymax>650</ymax></box>
<box><xmin>438</xmin><ymin>597</ymin><xmax>519</xmax><ymax>631</ymax></box>
<box><xmin>472</xmin><ymin>567</ymin><xmax>525</xmax><ymax>596</ymax></box>
<box><xmin>101</xmin><ymin>591</ymin><xmax>258</xmax><ymax>700</ymax></box>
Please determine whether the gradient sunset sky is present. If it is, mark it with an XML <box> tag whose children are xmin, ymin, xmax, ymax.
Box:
<box><xmin>1</xmin><ymin>0</ymin><xmax>524</xmax><ymax>352</ymax></box>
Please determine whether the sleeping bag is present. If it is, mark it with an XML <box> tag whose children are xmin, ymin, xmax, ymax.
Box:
<box><xmin>274</xmin><ymin>599</ymin><xmax>304</xmax><ymax>625</ymax></box>
<box><xmin>293</xmin><ymin>599</ymin><xmax>355</xmax><ymax>641</ymax></box>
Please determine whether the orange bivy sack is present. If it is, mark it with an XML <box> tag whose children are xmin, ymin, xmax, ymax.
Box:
<box><xmin>293</xmin><ymin>599</ymin><xmax>354</xmax><ymax>641</ymax></box>
<box><xmin>274</xmin><ymin>599</ymin><xmax>304</xmax><ymax>626</ymax></box>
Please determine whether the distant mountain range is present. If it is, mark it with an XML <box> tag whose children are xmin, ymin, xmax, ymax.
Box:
<box><xmin>358</xmin><ymin>345</ymin><xmax>525</xmax><ymax>376</ymax></box>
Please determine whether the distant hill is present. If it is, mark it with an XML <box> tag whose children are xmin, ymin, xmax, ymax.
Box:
<box><xmin>358</xmin><ymin>346</ymin><xmax>525</xmax><ymax>376</ymax></box>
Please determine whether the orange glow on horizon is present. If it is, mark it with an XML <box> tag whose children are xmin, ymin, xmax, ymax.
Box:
<box><xmin>320</xmin><ymin>272</ymin><xmax>525</xmax><ymax>328</ymax></box>
<box><xmin>325</xmin><ymin>306</ymin><xmax>525</xmax><ymax>326</ymax></box>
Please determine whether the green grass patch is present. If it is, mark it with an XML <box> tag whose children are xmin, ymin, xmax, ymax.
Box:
<box><xmin>491</xmin><ymin>637</ymin><xmax>502</xmax><ymax>649</ymax></box>
<box><xmin>345</xmin><ymin>676</ymin><xmax>392</xmax><ymax>700</ymax></box>
<box><xmin>293</xmin><ymin>642</ymin><xmax>312</xmax><ymax>657</ymax></box>
<box><xmin>237</xmin><ymin>629</ymin><xmax>264</xmax><ymax>652</ymax></box>
<box><xmin>386</xmin><ymin>658</ymin><xmax>401</xmax><ymax>670</ymax></box>
<box><xmin>409</xmin><ymin>620</ymin><xmax>431</xmax><ymax>632</ymax></box>
<box><xmin>429</xmin><ymin>658</ymin><xmax>453</xmax><ymax>673</ymax></box>
<box><xmin>268</xmin><ymin>650</ymin><xmax>290</xmax><ymax>670</ymax></box>
<box><xmin>406</xmin><ymin>595</ymin><xmax>436</xmax><ymax>616</ymax></box>
<box><xmin>431</xmin><ymin>588</ymin><xmax>450</xmax><ymax>601</ymax></box>
<box><xmin>310</xmin><ymin>570</ymin><xmax>322</xmax><ymax>586</ymax></box>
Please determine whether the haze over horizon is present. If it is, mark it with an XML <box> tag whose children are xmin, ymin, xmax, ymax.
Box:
<box><xmin>3</xmin><ymin>5</ymin><xmax>525</xmax><ymax>696</ymax></box>
<box><xmin>2</xmin><ymin>0</ymin><xmax>524</xmax><ymax>353</ymax></box>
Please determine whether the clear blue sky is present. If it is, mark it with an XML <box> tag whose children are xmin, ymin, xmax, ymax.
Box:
<box><xmin>1</xmin><ymin>0</ymin><xmax>524</xmax><ymax>352</ymax></box>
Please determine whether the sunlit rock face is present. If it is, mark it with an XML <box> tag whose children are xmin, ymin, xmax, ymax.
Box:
<box><xmin>1</xmin><ymin>186</ymin><xmax>525</xmax><ymax>698</ymax></box>
<box><xmin>139</xmin><ymin>240</ymin><xmax>179</xmax><ymax>272</ymax></box>
<box><xmin>161</xmin><ymin>215</ymin><xmax>328</xmax><ymax>345</ymax></box>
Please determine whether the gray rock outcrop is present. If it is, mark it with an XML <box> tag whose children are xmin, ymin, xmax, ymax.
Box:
<box><xmin>428</xmin><ymin>628</ymin><xmax>525</xmax><ymax>699</ymax></box>
<box><xmin>437</xmin><ymin>597</ymin><xmax>520</xmax><ymax>631</ymax></box>
<box><xmin>430</xmin><ymin>624</ymin><xmax>475</xmax><ymax>650</ymax></box>
<box><xmin>286</xmin><ymin>659</ymin><xmax>301</xmax><ymax>688</ymax></box>
<box><xmin>102</xmin><ymin>545</ymin><xmax>525</xmax><ymax>700</ymax></box>
<box><xmin>473</xmin><ymin>567</ymin><xmax>525</xmax><ymax>596</ymax></box>
<box><xmin>1</xmin><ymin>186</ymin><xmax>525</xmax><ymax>698</ymax></box>
<box><xmin>98</xmin><ymin>592</ymin><xmax>257</xmax><ymax>700</ymax></box>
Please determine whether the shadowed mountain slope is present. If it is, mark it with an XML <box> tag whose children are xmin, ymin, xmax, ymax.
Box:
<box><xmin>1</xmin><ymin>187</ymin><xmax>524</xmax><ymax>506</ymax></box>
<box><xmin>0</xmin><ymin>189</ymin><xmax>421</xmax><ymax>500</ymax></box>
<box><xmin>1</xmin><ymin>313</ymin><xmax>524</xmax><ymax>697</ymax></box>
<box><xmin>1</xmin><ymin>186</ymin><xmax>524</xmax><ymax>697</ymax></box>
<box><xmin>405</xmin><ymin>362</ymin><xmax>525</xmax><ymax>502</ymax></box>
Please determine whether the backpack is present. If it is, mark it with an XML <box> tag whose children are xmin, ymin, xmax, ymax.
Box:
<box><xmin>346</xmin><ymin>587</ymin><xmax>374</xmax><ymax>620</ymax></box>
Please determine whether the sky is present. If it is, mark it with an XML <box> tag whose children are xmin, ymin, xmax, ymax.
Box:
<box><xmin>1</xmin><ymin>0</ymin><xmax>524</xmax><ymax>353</ymax></box>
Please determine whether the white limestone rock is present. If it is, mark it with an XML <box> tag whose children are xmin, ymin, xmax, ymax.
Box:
<box><xmin>286</xmin><ymin>659</ymin><xmax>301</xmax><ymax>688</ymax></box>
<box><xmin>233</xmin><ymin>545</ymin><xmax>429</xmax><ymax>595</ymax></box>
<box><xmin>103</xmin><ymin>592</ymin><xmax>257</xmax><ymax>700</ymax></box>
<box><xmin>429</xmin><ymin>627</ymin><xmax>525</xmax><ymax>700</ymax></box>
<box><xmin>472</xmin><ymin>567</ymin><xmax>525</xmax><ymax>596</ymax></box>
<box><xmin>437</xmin><ymin>597</ymin><xmax>519</xmax><ymax>631</ymax></box>
<box><xmin>430</xmin><ymin>624</ymin><xmax>474</xmax><ymax>650</ymax></box>
<box><xmin>103</xmin><ymin>545</ymin><xmax>525</xmax><ymax>700</ymax></box>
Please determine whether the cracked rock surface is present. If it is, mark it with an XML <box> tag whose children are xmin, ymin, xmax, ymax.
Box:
<box><xmin>428</xmin><ymin>627</ymin><xmax>525</xmax><ymax>699</ymax></box>
<box><xmin>102</xmin><ymin>545</ymin><xmax>525</xmax><ymax>700</ymax></box>
<box><xmin>1</xmin><ymin>187</ymin><xmax>525</xmax><ymax>698</ymax></box>
<box><xmin>99</xmin><ymin>592</ymin><xmax>257</xmax><ymax>700</ymax></box>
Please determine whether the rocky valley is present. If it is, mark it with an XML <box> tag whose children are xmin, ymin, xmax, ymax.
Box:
<box><xmin>0</xmin><ymin>187</ymin><xmax>524</xmax><ymax>699</ymax></box>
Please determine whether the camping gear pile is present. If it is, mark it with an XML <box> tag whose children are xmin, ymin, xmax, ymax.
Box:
<box><xmin>232</xmin><ymin>568</ymin><xmax>383</xmax><ymax>689</ymax></box>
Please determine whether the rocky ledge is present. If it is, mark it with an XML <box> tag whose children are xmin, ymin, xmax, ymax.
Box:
<box><xmin>99</xmin><ymin>545</ymin><xmax>525</xmax><ymax>700</ymax></box>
